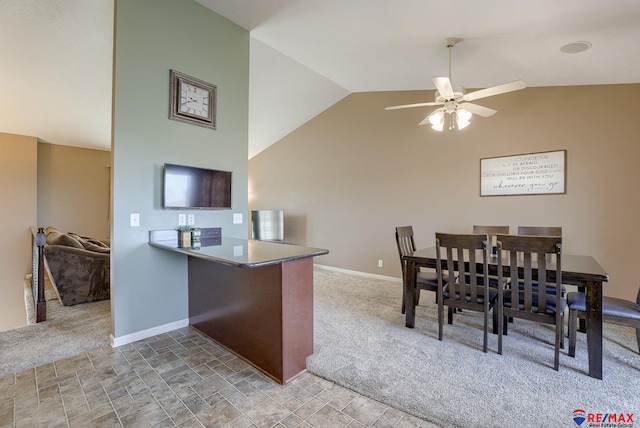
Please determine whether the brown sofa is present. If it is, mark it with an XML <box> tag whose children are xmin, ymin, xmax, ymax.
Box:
<box><xmin>44</xmin><ymin>226</ymin><xmax>110</xmax><ymax>306</ymax></box>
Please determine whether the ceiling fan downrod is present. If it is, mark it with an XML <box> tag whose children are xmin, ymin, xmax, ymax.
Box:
<box><xmin>444</xmin><ymin>37</ymin><xmax>459</xmax><ymax>83</ymax></box>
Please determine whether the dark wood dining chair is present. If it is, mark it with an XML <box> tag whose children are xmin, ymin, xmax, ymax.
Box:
<box><xmin>496</xmin><ymin>234</ymin><xmax>566</xmax><ymax>370</ymax></box>
<box><xmin>395</xmin><ymin>226</ymin><xmax>440</xmax><ymax>314</ymax></box>
<box><xmin>567</xmin><ymin>288</ymin><xmax>640</xmax><ymax>357</ymax></box>
<box><xmin>436</xmin><ymin>232</ymin><xmax>496</xmax><ymax>353</ymax></box>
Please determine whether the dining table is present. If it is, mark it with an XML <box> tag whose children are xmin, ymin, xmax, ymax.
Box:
<box><xmin>402</xmin><ymin>246</ymin><xmax>609</xmax><ymax>379</ymax></box>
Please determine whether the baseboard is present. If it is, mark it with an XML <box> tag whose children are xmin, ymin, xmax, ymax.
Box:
<box><xmin>110</xmin><ymin>318</ymin><xmax>190</xmax><ymax>348</ymax></box>
<box><xmin>314</xmin><ymin>264</ymin><xmax>401</xmax><ymax>283</ymax></box>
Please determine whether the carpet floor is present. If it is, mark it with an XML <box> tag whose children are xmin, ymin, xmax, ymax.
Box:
<box><xmin>307</xmin><ymin>267</ymin><xmax>640</xmax><ymax>428</ymax></box>
<box><xmin>0</xmin><ymin>276</ymin><xmax>110</xmax><ymax>378</ymax></box>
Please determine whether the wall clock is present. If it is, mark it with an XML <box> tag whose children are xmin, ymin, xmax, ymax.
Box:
<box><xmin>169</xmin><ymin>69</ymin><xmax>217</xmax><ymax>129</ymax></box>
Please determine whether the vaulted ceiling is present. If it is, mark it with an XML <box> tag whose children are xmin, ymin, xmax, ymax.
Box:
<box><xmin>2</xmin><ymin>0</ymin><xmax>639</xmax><ymax>157</ymax></box>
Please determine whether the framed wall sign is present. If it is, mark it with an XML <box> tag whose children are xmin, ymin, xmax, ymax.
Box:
<box><xmin>169</xmin><ymin>69</ymin><xmax>217</xmax><ymax>129</ymax></box>
<box><xmin>480</xmin><ymin>150</ymin><xmax>566</xmax><ymax>196</ymax></box>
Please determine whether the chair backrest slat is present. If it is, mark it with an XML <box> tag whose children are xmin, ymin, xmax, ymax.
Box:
<box><xmin>468</xmin><ymin>247</ymin><xmax>479</xmax><ymax>301</ymax></box>
<box><xmin>448</xmin><ymin>246</ymin><xmax>457</xmax><ymax>298</ymax></box>
<box><xmin>509</xmin><ymin>250</ymin><xmax>519</xmax><ymax>309</ymax></box>
<box><xmin>537</xmin><ymin>253</ymin><xmax>548</xmax><ymax>313</ymax></box>
<box><xmin>523</xmin><ymin>251</ymin><xmax>533</xmax><ymax>311</ymax></box>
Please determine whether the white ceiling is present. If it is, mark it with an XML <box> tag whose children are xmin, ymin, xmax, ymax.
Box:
<box><xmin>0</xmin><ymin>0</ymin><xmax>114</xmax><ymax>151</ymax></box>
<box><xmin>2</xmin><ymin>1</ymin><xmax>640</xmax><ymax>157</ymax></box>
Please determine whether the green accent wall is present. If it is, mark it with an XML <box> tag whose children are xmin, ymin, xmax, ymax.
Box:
<box><xmin>112</xmin><ymin>0</ymin><xmax>249</xmax><ymax>338</ymax></box>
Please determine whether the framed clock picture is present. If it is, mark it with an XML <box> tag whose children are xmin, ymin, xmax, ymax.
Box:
<box><xmin>169</xmin><ymin>69</ymin><xmax>217</xmax><ymax>129</ymax></box>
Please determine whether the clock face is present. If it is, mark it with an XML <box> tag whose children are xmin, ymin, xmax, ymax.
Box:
<box><xmin>179</xmin><ymin>83</ymin><xmax>209</xmax><ymax>118</ymax></box>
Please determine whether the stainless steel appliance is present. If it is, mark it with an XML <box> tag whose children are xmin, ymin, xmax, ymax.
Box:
<box><xmin>251</xmin><ymin>210</ymin><xmax>284</xmax><ymax>242</ymax></box>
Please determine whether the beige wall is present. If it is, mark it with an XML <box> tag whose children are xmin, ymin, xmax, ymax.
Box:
<box><xmin>37</xmin><ymin>143</ymin><xmax>111</xmax><ymax>239</ymax></box>
<box><xmin>0</xmin><ymin>133</ymin><xmax>37</xmax><ymax>331</ymax></box>
<box><xmin>249</xmin><ymin>84</ymin><xmax>640</xmax><ymax>301</ymax></box>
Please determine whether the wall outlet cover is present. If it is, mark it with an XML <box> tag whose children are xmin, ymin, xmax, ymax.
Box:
<box><xmin>233</xmin><ymin>213</ymin><xmax>243</xmax><ymax>224</ymax></box>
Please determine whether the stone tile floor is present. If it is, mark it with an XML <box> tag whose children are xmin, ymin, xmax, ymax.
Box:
<box><xmin>0</xmin><ymin>327</ymin><xmax>436</xmax><ymax>427</ymax></box>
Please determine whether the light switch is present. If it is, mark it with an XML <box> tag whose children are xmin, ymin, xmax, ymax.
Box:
<box><xmin>130</xmin><ymin>213</ymin><xmax>140</xmax><ymax>227</ymax></box>
<box><xmin>178</xmin><ymin>214</ymin><xmax>187</xmax><ymax>226</ymax></box>
<box><xmin>233</xmin><ymin>213</ymin><xmax>243</xmax><ymax>224</ymax></box>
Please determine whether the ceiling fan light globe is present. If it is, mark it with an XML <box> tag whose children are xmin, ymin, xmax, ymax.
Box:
<box><xmin>428</xmin><ymin>110</ymin><xmax>444</xmax><ymax>124</ymax></box>
<box><xmin>457</xmin><ymin>108</ymin><xmax>472</xmax><ymax>122</ymax></box>
<box><xmin>455</xmin><ymin>108</ymin><xmax>471</xmax><ymax>130</ymax></box>
<box><xmin>457</xmin><ymin>118</ymin><xmax>470</xmax><ymax>130</ymax></box>
<box><xmin>428</xmin><ymin>110</ymin><xmax>444</xmax><ymax>131</ymax></box>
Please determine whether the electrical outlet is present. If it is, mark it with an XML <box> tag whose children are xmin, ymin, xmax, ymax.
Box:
<box><xmin>130</xmin><ymin>213</ymin><xmax>140</xmax><ymax>227</ymax></box>
<box><xmin>378</xmin><ymin>259</ymin><xmax>383</xmax><ymax>268</ymax></box>
<box><xmin>178</xmin><ymin>214</ymin><xmax>187</xmax><ymax>226</ymax></box>
<box><xmin>187</xmin><ymin>214</ymin><xmax>195</xmax><ymax>225</ymax></box>
<box><xmin>233</xmin><ymin>213</ymin><xmax>243</xmax><ymax>224</ymax></box>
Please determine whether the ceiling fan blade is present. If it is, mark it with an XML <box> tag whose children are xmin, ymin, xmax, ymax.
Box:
<box><xmin>462</xmin><ymin>80</ymin><xmax>526</xmax><ymax>102</ymax></box>
<box><xmin>459</xmin><ymin>102</ymin><xmax>497</xmax><ymax>118</ymax></box>
<box><xmin>418</xmin><ymin>107</ymin><xmax>445</xmax><ymax>126</ymax></box>
<box><xmin>418</xmin><ymin>116</ymin><xmax>431</xmax><ymax>126</ymax></box>
<box><xmin>433</xmin><ymin>77</ymin><xmax>454</xmax><ymax>99</ymax></box>
<box><xmin>384</xmin><ymin>101</ymin><xmax>441</xmax><ymax>111</ymax></box>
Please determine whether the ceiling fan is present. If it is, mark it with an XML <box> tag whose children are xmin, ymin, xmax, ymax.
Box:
<box><xmin>385</xmin><ymin>38</ymin><xmax>526</xmax><ymax>131</ymax></box>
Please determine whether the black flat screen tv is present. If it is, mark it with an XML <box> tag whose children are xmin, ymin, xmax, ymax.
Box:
<box><xmin>163</xmin><ymin>163</ymin><xmax>232</xmax><ymax>209</ymax></box>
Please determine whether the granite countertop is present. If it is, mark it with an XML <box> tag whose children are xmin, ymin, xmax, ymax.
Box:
<box><xmin>149</xmin><ymin>236</ymin><xmax>328</xmax><ymax>268</ymax></box>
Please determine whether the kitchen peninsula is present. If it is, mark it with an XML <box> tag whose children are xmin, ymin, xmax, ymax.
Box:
<box><xmin>149</xmin><ymin>229</ymin><xmax>328</xmax><ymax>384</ymax></box>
